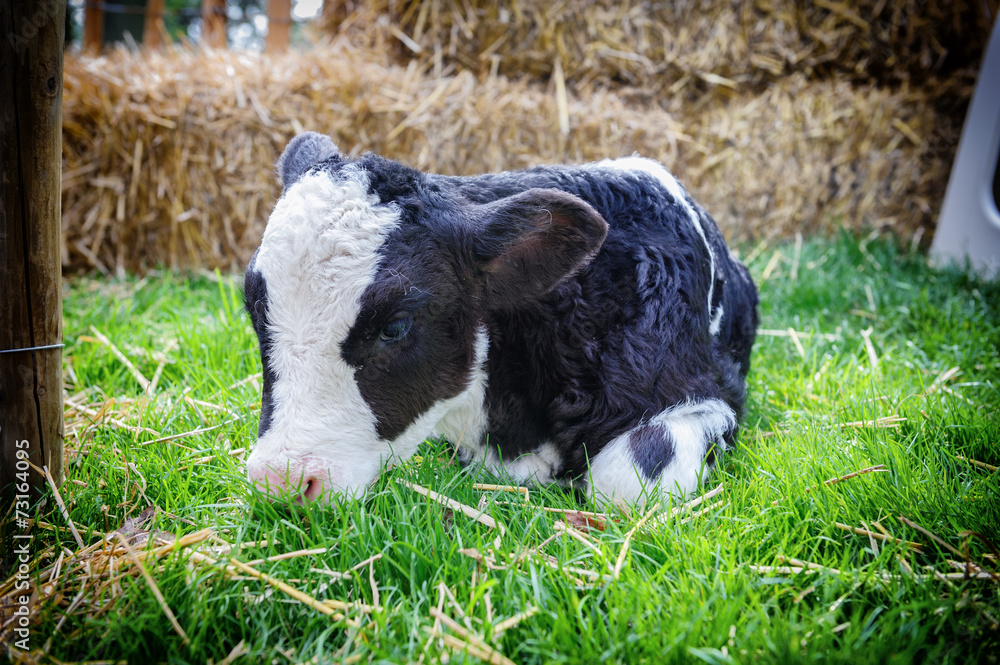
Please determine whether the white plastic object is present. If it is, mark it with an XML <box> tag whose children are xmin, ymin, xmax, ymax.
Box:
<box><xmin>930</xmin><ymin>15</ymin><xmax>1000</xmax><ymax>278</ymax></box>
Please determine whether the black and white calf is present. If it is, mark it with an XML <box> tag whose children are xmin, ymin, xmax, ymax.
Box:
<box><xmin>244</xmin><ymin>132</ymin><xmax>758</xmax><ymax>505</ymax></box>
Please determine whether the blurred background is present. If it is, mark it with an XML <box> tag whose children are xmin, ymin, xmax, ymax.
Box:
<box><xmin>60</xmin><ymin>0</ymin><xmax>998</xmax><ymax>274</ymax></box>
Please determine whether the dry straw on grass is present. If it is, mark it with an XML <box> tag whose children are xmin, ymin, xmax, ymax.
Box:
<box><xmin>0</xmin><ymin>509</ymin><xmax>381</xmax><ymax>656</ymax></box>
<box><xmin>63</xmin><ymin>38</ymin><xmax>966</xmax><ymax>273</ymax></box>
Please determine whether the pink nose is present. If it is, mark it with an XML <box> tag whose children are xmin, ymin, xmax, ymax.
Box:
<box><xmin>249</xmin><ymin>463</ymin><xmax>325</xmax><ymax>502</ymax></box>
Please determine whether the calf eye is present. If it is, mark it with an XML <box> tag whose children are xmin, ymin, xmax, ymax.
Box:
<box><xmin>379</xmin><ymin>316</ymin><xmax>413</xmax><ymax>343</ymax></box>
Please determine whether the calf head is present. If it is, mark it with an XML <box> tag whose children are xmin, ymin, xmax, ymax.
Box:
<box><xmin>244</xmin><ymin>133</ymin><xmax>607</xmax><ymax>502</ymax></box>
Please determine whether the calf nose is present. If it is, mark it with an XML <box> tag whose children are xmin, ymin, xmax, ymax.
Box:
<box><xmin>302</xmin><ymin>476</ymin><xmax>324</xmax><ymax>501</ymax></box>
<box><xmin>247</xmin><ymin>460</ymin><xmax>324</xmax><ymax>502</ymax></box>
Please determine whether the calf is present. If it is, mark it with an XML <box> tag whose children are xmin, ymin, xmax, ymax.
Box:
<box><xmin>244</xmin><ymin>132</ymin><xmax>758</xmax><ymax>505</ymax></box>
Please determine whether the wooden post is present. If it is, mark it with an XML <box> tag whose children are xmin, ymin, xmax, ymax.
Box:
<box><xmin>202</xmin><ymin>0</ymin><xmax>227</xmax><ymax>49</ymax></box>
<box><xmin>266</xmin><ymin>0</ymin><xmax>292</xmax><ymax>54</ymax></box>
<box><xmin>83</xmin><ymin>0</ymin><xmax>104</xmax><ymax>53</ymax></box>
<box><xmin>144</xmin><ymin>0</ymin><xmax>167</xmax><ymax>51</ymax></box>
<box><xmin>0</xmin><ymin>0</ymin><xmax>66</xmax><ymax>570</ymax></box>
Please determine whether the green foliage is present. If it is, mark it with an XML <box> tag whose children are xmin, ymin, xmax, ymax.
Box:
<box><xmin>15</xmin><ymin>234</ymin><xmax>1000</xmax><ymax>663</ymax></box>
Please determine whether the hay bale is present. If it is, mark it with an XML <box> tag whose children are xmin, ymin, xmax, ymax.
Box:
<box><xmin>61</xmin><ymin>42</ymin><xmax>962</xmax><ymax>274</ymax></box>
<box><xmin>320</xmin><ymin>0</ymin><xmax>995</xmax><ymax>94</ymax></box>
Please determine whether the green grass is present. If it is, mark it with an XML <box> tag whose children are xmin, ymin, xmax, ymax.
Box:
<box><xmin>5</xmin><ymin>233</ymin><xmax>1000</xmax><ymax>663</ymax></box>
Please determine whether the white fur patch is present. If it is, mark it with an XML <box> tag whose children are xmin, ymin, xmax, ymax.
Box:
<box><xmin>585</xmin><ymin>398</ymin><xmax>736</xmax><ymax>506</ymax></box>
<box><xmin>498</xmin><ymin>442</ymin><xmax>563</xmax><ymax>485</ymax></box>
<box><xmin>246</xmin><ymin>167</ymin><xmax>404</xmax><ymax>496</ymax></box>
<box><xmin>432</xmin><ymin>327</ymin><xmax>490</xmax><ymax>450</ymax></box>
<box><xmin>437</xmin><ymin>329</ymin><xmax>563</xmax><ymax>486</ymax></box>
<box><xmin>462</xmin><ymin>441</ymin><xmax>564</xmax><ymax>486</ymax></box>
<box><xmin>584</xmin><ymin>431</ymin><xmax>650</xmax><ymax>504</ymax></box>
<box><xmin>708</xmin><ymin>303</ymin><xmax>724</xmax><ymax>336</ymax></box>
<box><xmin>591</xmin><ymin>156</ymin><xmax>720</xmax><ymax>335</ymax></box>
<box><xmin>444</xmin><ymin>326</ymin><xmax>562</xmax><ymax>484</ymax></box>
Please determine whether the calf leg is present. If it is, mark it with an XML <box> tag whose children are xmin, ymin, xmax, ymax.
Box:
<box><xmin>586</xmin><ymin>398</ymin><xmax>737</xmax><ymax>505</ymax></box>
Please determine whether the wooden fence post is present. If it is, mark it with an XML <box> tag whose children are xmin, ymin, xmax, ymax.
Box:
<box><xmin>83</xmin><ymin>0</ymin><xmax>103</xmax><ymax>53</ymax></box>
<box><xmin>266</xmin><ymin>0</ymin><xmax>291</xmax><ymax>54</ymax></box>
<box><xmin>1</xmin><ymin>0</ymin><xmax>66</xmax><ymax>571</ymax></box>
<box><xmin>144</xmin><ymin>0</ymin><xmax>167</xmax><ymax>51</ymax></box>
<box><xmin>202</xmin><ymin>0</ymin><xmax>227</xmax><ymax>49</ymax></box>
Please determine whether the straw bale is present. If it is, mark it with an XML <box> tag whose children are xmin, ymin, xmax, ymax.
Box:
<box><xmin>320</xmin><ymin>0</ymin><xmax>996</xmax><ymax>94</ymax></box>
<box><xmin>61</xmin><ymin>43</ymin><xmax>963</xmax><ymax>273</ymax></box>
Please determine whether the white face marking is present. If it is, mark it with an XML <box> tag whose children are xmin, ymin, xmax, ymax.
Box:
<box><xmin>585</xmin><ymin>398</ymin><xmax>736</xmax><ymax>506</ymax></box>
<box><xmin>432</xmin><ymin>327</ymin><xmax>490</xmax><ymax>450</ymax></box>
<box><xmin>592</xmin><ymin>156</ymin><xmax>721</xmax><ymax>335</ymax></box>
<box><xmin>246</xmin><ymin>167</ymin><xmax>403</xmax><ymax>497</ymax></box>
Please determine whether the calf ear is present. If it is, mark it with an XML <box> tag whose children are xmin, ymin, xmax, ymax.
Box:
<box><xmin>277</xmin><ymin>132</ymin><xmax>339</xmax><ymax>188</ymax></box>
<box><xmin>475</xmin><ymin>188</ymin><xmax>608</xmax><ymax>309</ymax></box>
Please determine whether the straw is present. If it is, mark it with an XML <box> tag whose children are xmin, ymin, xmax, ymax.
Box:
<box><xmin>62</xmin><ymin>33</ymin><xmax>971</xmax><ymax>274</ymax></box>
